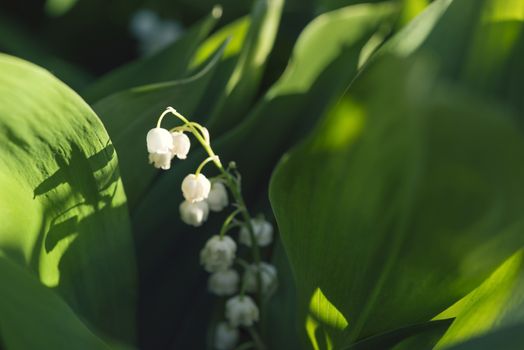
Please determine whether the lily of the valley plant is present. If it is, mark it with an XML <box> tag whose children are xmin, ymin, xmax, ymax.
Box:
<box><xmin>146</xmin><ymin>107</ymin><xmax>277</xmax><ymax>350</ymax></box>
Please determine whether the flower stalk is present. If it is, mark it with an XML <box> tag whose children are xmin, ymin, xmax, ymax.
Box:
<box><xmin>147</xmin><ymin>107</ymin><xmax>277</xmax><ymax>350</ymax></box>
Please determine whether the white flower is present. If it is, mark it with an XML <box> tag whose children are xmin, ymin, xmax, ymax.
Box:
<box><xmin>207</xmin><ymin>181</ymin><xmax>228</xmax><ymax>212</ymax></box>
<box><xmin>146</xmin><ymin>127</ymin><xmax>173</xmax><ymax>153</ymax></box>
<box><xmin>179</xmin><ymin>200</ymin><xmax>209</xmax><ymax>227</ymax></box>
<box><xmin>208</xmin><ymin>269</ymin><xmax>239</xmax><ymax>296</ymax></box>
<box><xmin>200</xmin><ymin>235</ymin><xmax>237</xmax><ymax>272</ymax></box>
<box><xmin>214</xmin><ymin>322</ymin><xmax>239</xmax><ymax>350</ymax></box>
<box><xmin>225</xmin><ymin>295</ymin><xmax>259</xmax><ymax>327</ymax></box>
<box><xmin>239</xmin><ymin>218</ymin><xmax>273</xmax><ymax>247</ymax></box>
<box><xmin>182</xmin><ymin>173</ymin><xmax>211</xmax><ymax>203</ymax></box>
<box><xmin>171</xmin><ymin>131</ymin><xmax>190</xmax><ymax>159</ymax></box>
<box><xmin>148</xmin><ymin>151</ymin><xmax>172</xmax><ymax>170</ymax></box>
<box><xmin>244</xmin><ymin>262</ymin><xmax>278</xmax><ymax>295</ymax></box>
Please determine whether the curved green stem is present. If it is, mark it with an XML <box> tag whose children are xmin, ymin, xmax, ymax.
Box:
<box><xmin>195</xmin><ymin>155</ymin><xmax>219</xmax><ymax>176</ymax></box>
<box><xmin>219</xmin><ymin>208</ymin><xmax>242</xmax><ymax>238</ymax></box>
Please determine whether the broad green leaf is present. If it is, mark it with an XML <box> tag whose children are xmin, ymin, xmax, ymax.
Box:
<box><xmin>82</xmin><ymin>7</ymin><xmax>221</xmax><ymax>103</ymax></box>
<box><xmin>0</xmin><ymin>53</ymin><xmax>136</xmax><ymax>343</ymax></box>
<box><xmin>0</xmin><ymin>255</ymin><xmax>112</xmax><ymax>350</ymax></box>
<box><xmin>431</xmin><ymin>250</ymin><xmax>524</xmax><ymax>349</ymax></box>
<box><xmin>444</xmin><ymin>321</ymin><xmax>524</xmax><ymax>350</ymax></box>
<box><xmin>129</xmin><ymin>2</ymin><xmax>395</xmax><ymax>347</ymax></box>
<box><xmin>92</xmin><ymin>43</ymin><xmax>227</xmax><ymax>209</ymax></box>
<box><xmin>269</xmin><ymin>57</ymin><xmax>524</xmax><ymax>349</ymax></box>
<box><xmin>206</xmin><ymin>0</ymin><xmax>284</xmax><ymax>134</ymax></box>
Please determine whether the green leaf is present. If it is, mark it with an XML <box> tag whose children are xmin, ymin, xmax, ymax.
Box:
<box><xmin>82</xmin><ymin>7</ymin><xmax>222</xmax><ymax>103</ymax></box>
<box><xmin>344</xmin><ymin>319</ymin><xmax>452</xmax><ymax>350</ymax></box>
<box><xmin>444</xmin><ymin>321</ymin><xmax>524</xmax><ymax>350</ymax></box>
<box><xmin>0</xmin><ymin>255</ymin><xmax>113</xmax><ymax>350</ymax></box>
<box><xmin>431</xmin><ymin>250</ymin><xmax>524</xmax><ymax>349</ymax></box>
<box><xmin>206</xmin><ymin>0</ymin><xmax>284</xmax><ymax>134</ymax></box>
<box><xmin>0</xmin><ymin>53</ymin><xmax>136</xmax><ymax>343</ymax></box>
<box><xmin>269</xmin><ymin>57</ymin><xmax>524</xmax><ymax>349</ymax></box>
<box><xmin>92</xmin><ymin>42</ymin><xmax>227</xmax><ymax>209</ymax></box>
<box><xmin>381</xmin><ymin>0</ymin><xmax>524</xmax><ymax>114</ymax></box>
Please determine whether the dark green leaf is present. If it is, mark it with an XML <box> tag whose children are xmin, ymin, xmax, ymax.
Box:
<box><xmin>269</xmin><ymin>57</ymin><xmax>524</xmax><ymax>349</ymax></box>
<box><xmin>82</xmin><ymin>7</ymin><xmax>221</xmax><ymax>103</ymax></box>
<box><xmin>0</xmin><ymin>255</ymin><xmax>112</xmax><ymax>350</ymax></box>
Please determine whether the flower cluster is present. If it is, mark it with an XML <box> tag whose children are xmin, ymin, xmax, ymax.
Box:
<box><xmin>146</xmin><ymin>107</ymin><xmax>277</xmax><ymax>350</ymax></box>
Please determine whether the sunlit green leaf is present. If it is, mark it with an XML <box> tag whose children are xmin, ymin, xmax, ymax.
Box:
<box><xmin>0</xmin><ymin>53</ymin><xmax>136</xmax><ymax>344</ymax></box>
<box><xmin>432</xmin><ymin>250</ymin><xmax>524</xmax><ymax>349</ymax></box>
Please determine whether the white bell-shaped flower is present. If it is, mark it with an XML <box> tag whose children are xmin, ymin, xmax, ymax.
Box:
<box><xmin>207</xmin><ymin>181</ymin><xmax>228</xmax><ymax>212</ymax></box>
<box><xmin>214</xmin><ymin>322</ymin><xmax>239</xmax><ymax>350</ymax></box>
<box><xmin>239</xmin><ymin>218</ymin><xmax>273</xmax><ymax>247</ymax></box>
<box><xmin>243</xmin><ymin>262</ymin><xmax>278</xmax><ymax>295</ymax></box>
<box><xmin>182</xmin><ymin>173</ymin><xmax>211</xmax><ymax>203</ymax></box>
<box><xmin>200</xmin><ymin>235</ymin><xmax>237</xmax><ymax>273</ymax></box>
<box><xmin>171</xmin><ymin>131</ymin><xmax>190</xmax><ymax>159</ymax></box>
<box><xmin>148</xmin><ymin>151</ymin><xmax>172</xmax><ymax>170</ymax></box>
<box><xmin>225</xmin><ymin>295</ymin><xmax>259</xmax><ymax>327</ymax></box>
<box><xmin>208</xmin><ymin>269</ymin><xmax>239</xmax><ymax>296</ymax></box>
<box><xmin>179</xmin><ymin>200</ymin><xmax>209</xmax><ymax>227</ymax></box>
<box><xmin>146</xmin><ymin>127</ymin><xmax>173</xmax><ymax>153</ymax></box>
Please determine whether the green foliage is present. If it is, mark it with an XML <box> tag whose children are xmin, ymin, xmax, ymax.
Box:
<box><xmin>0</xmin><ymin>54</ymin><xmax>136</xmax><ymax>346</ymax></box>
<box><xmin>1</xmin><ymin>0</ymin><xmax>524</xmax><ymax>349</ymax></box>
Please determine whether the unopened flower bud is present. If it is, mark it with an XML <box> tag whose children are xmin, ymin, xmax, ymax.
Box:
<box><xmin>225</xmin><ymin>295</ymin><xmax>259</xmax><ymax>327</ymax></box>
<box><xmin>208</xmin><ymin>269</ymin><xmax>239</xmax><ymax>296</ymax></box>
<box><xmin>244</xmin><ymin>262</ymin><xmax>278</xmax><ymax>295</ymax></box>
<box><xmin>207</xmin><ymin>181</ymin><xmax>228</xmax><ymax>212</ymax></box>
<box><xmin>182</xmin><ymin>173</ymin><xmax>211</xmax><ymax>203</ymax></box>
<box><xmin>179</xmin><ymin>200</ymin><xmax>209</xmax><ymax>227</ymax></box>
<box><xmin>200</xmin><ymin>235</ymin><xmax>236</xmax><ymax>272</ymax></box>
<box><xmin>214</xmin><ymin>322</ymin><xmax>239</xmax><ymax>350</ymax></box>
<box><xmin>171</xmin><ymin>131</ymin><xmax>190</xmax><ymax>159</ymax></box>
<box><xmin>146</xmin><ymin>127</ymin><xmax>173</xmax><ymax>153</ymax></box>
<box><xmin>239</xmin><ymin>218</ymin><xmax>273</xmax><ymax>247</ymax></box>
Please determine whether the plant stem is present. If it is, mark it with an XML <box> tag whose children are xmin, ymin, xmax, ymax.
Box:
<box><xmin>247</xmin><ymin>327</ymin><xmax>266</xmax><ymax>350</ymax></box>
<box><xmin>159</xmin><ymin>107</ymin><xmax>266</xmax><ymax>349</ymax></box>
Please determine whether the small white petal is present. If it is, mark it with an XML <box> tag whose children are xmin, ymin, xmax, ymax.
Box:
<box><xmin>147</xmin><ymin>127</ymin><xmax>173</xmax><ymax>153</ymax></box>
<box><xmin>214</xmin><ymin>322</ymin><xmax>239</xmax><ymax>350</ymax></box>
<box><xmin>225</xmin><ymin>295</ymin><xmax>259</xmax><ymax>327</ymax></box>
<box><xmin>239</xmin><ymin>218</ymin><xmax>273</xmax><ymax>247</ymax></box>
<box><xmin>182</xmin><ymin>173</ymin><xmax>211</xmax><ymax>203</ymax></box>
<box><xmin>243</xmin><ymin>262</ymin><xmax>278</xmax><ymax>295</ymax></box>
<box><xmin>208</xmin><ymin>269</ymin><xmax>239</xmax><ymax>296</ymax></box>
<box><xmin>179</xmin><ymin>200</ymin><xmax>209</xmax><ymax>227</ymax></box>
<box><xmin>200</xmin><ymin>235</ymin><xmax>237</xmax><ymax>273</ymax></box>
<box><xmin>148</xmin><ymin>151</ymin><xmax>172</xmax><ymax>170</ymax></box>
<box><xmin>171</xmin><ymin>131</ymin><xmax>191</xmax><ymax>159</ymax></box>
<box><xmin>207</xmin><ymin>181</ymin><xmax>228</xmax><ymax>212</ymax></box>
